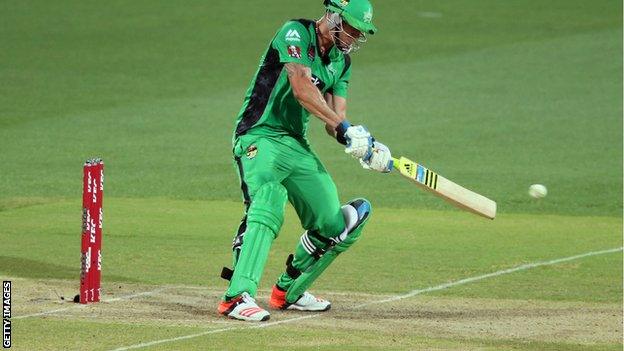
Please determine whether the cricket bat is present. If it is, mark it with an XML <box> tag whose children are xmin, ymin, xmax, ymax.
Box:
<box><xmin>391</xmin><ymin>156</ymin><xmax>497</xmax><ymax>219</ymax></box>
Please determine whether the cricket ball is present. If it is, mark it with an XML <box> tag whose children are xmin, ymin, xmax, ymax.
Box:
<box><xmin>528</xmin><ymin>184</ymin><xmax>547</xmax><ymax>199</ymax></box>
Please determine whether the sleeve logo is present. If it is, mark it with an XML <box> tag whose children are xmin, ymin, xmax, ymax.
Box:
<box><xmin>310</xmin><ymin>74</ymin><xmax>326</xmax><ymax>90</ymax></box>
<box><xmin>287</xmin><ymin>45</ymin><xmax>302</xmax><ymax>59</ymax></box>
<box><xmin>285</xmin><ymin>29</ymin><xmax>301</xmax><ymax>41</ymax></box>
<box><xmin>308</xmin><ymin>46</ymin><xmax>316</xmax><ymax>60</ymax></box>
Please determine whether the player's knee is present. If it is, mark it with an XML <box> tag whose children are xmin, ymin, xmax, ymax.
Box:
<box><xmin>247</xmin><ymin>172</ymin><xmax>280</xmax><ymax>197</ymax></box>
<box><xmin>329</xmin><ymin>198</ymin><xmax>371</xmax><ymax>253</ymax></box>
<box><xmin>343</xmin><ymin>198</ymin><xmax>372</xmax><ymax>231</ymax></box>
<box><xmin>318</xmin><ymin>198</ymin><xmax>372</xmax><ymax>244</ymax></box>
<box><xmin>318</xmin><ymin>212</ymin><xmax>346</xmax><ymax>238</ymax></box>
<box><xmin>247</xmin><ymin>182</ymin><xmax>288</xmax><ymax>236</ymax></box>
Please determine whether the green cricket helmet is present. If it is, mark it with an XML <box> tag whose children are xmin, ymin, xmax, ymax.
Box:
<box><xmin>324</xmin><ymin>0</ymin><xmax>377</xmax><ymax>35</ymax></box>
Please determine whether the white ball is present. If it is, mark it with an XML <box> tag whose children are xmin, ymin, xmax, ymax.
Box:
<box><xmin>528</xmin><ymin>184</ymin><xmax>547</xmax><ymax>198</ymax></box>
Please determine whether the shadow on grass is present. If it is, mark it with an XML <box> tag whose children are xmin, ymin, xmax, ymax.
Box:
<box><xmin>0</xmin><ymin>256</ymin><xmax>141</xmax><ymax>282</ymax></box>
<box><xmin>0</xmin><ymin>197</ymin><xmax>62</xmax><ymax>212</ymax></box>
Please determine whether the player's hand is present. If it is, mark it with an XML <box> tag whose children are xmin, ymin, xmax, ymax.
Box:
<box><xmin>335</xmin><ymin>121</ymin><xmax>373</xmax><ymax>160</ymax></box>
<box><xmin>360</xmin><ymin>141</ymin><xmax>393</xmax><ymax>173</ymax></box>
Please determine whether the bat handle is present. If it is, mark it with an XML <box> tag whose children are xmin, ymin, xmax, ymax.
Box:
<box><xmin>391</xmin><ymin>157</ymin><xmax>400</xmax><ymax>171</ymax></box>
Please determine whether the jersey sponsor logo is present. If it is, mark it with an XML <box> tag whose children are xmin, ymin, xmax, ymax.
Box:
<box><xmin>363</xmin><ymin>8</ymin><xmax>373</xmax><ymax>23</ymax></box>
<box><xmin>246</xmin><ymin>145</ymin><xmax>258</xmax><ymax>159</ymax></box>
<box><xmin>285</xmin><ymin>29</ymin><xmax>301</xmax><ymax>41</ymax></box>
<box><xmin>327</xmin><ymin>63</ymin><xmax>336</xmax><ymax>75</ymax></box>
<box><xmin>339</xmin><ymin>0</ymin><xmax>349</xmax><ymax>7</ymax></box>
<box><xmin>287</xmin><ymin>45</ymin><xmax>302</xmax><ymax>59</ymax></box>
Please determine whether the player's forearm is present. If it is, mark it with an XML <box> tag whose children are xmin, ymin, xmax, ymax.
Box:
<box><xmin>294</xmin><ymin>84</ymin><xmax>343</xmax><ymax>128</ymax></box>
<box><xmin>326</xmin><ymin>94</ymin><xmax>347</xmax><ymax>138</ymax></box>
<box><xmin>285</xmin><ymin>63</ymin><xmax>343</xmax><ymax>128</ymax></box>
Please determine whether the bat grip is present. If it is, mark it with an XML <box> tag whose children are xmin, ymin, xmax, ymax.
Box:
<box><xmin>391</xmin><ymin>157</ymin><xmax>400</xmax><ymax>172</ymax></box>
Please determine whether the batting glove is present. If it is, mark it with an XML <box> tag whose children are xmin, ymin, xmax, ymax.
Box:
<box><xmin>360</xmin><ymin>141</ymin><xmax>393</xmax><ymax>173</ymax></box>
<box><xmin>335</xmin><ymin>120</ymin><xmax>373</xmax><ymax>160</ymax></box>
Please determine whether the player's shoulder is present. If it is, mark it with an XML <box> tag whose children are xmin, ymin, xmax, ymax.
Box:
<box><xmin>275</xmin><ymin>18</ymin><xmax>314</xmax><ymax>42</ymax></box>
<box><xmin>341</xmin><ymin>53</ymin><xmax>351</xmax><ymax>69</ymax></box>
<box><xmin>332</xmin><ymin>51</ymin><xmax>351</xmax><ymax>77</ymax></box>
<box><xmin>279</xmin><ymin>18</ymin><xmax>315</xmax><ymax>31</ymax></box>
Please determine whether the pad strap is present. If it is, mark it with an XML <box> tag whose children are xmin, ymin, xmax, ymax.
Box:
<box><xmin>308</xmin><ymin>230</ymin><xmax>333</xmax><ymax>245</ymax></box>
<box><xmin>300</xmin><ymin>230</ymin><xmax>331</xmax><ymax>259</ymax></box>
<box><xmin>221</xmin><ymin>267</ymin><xmax>234</xmax><ymax>281</ymax></box>
<box><xmin>282</xmin><ymin>199</ymin><xmax>372</xmax><ymax>303</ymax></box>
<box><xmin>285</xmin><ymin>254</ymin><xmax>302</xmax><ymax>279</ymax></box>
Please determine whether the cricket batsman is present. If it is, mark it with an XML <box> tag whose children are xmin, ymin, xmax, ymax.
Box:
<box><xmin>218</xmin><ymin>0</ymin><xmax>392</xmax><ymax>322</ymax></box>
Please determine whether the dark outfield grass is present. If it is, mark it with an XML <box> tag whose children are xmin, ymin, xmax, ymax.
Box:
<box><xmin>0</xmin><ymin>0</ymin><xmax>622</xmax><ymax>350</ymax></box>
<box><xmin>0</xmin><ymin>0</ymin><xmax>621</xmax><ymax>216</ymax></box>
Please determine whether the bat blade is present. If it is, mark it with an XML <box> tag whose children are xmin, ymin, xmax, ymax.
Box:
<box><xmin>391</xmin><ymin>157</ymin><xmax>497</xmax><ymax>219</ymax></box>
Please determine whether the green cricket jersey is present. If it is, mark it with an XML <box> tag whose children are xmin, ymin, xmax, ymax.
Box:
<box><xmin>234</xmin><ymin>19</ymin><xmax>352</xmax><ymax>140</ymax></box>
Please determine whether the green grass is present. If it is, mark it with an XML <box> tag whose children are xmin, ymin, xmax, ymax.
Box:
<box><xmin>0</xmin><ymin>0</ymin><xmax>622</xmax><ymax>350</ymax></box>
<box><xmin>13</xmin><ymin>317</ymin><xmax>623</xmax><ymax>351</ymax></box>
<box><xmin>1</xmin><ymin>199</ymin><xmax>621</xmax><ymax>302</ymax></box>
<box><xmin>0</xmin><ymin>0</ymin><xmax>621</xmax><ymax>215</ymax></box>
<box><xmin>13</xmin><ymin>318</ymin><xmax>205</xmax><ymax>351</ymax></box>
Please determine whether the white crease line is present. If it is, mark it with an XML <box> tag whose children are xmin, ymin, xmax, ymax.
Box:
<box><xmin>12</xmin><ymin>284</ymin><xmax>342</xmax><ymax>320</ymax></box>
<box><xmin>14</xmin><ymin>287</ymin><xmax>171</xmax><ymax>320</ymax></box>
<box><xmin>354</xmin><ymin>247</ymin><xmax>624</xmax><ymax>308</ymax></box>
<box><xmin>168</xmin><ymin>285</ymin><xmax>394</xmax><ymax>298</ymax></box>
<box><xmin>13</xmin><ymin>305</ymin><xmax>87</xmax><ymax>320</ymax></box>
<box><xmin>110</xmin><ymin>315</ymin><xmax>319</xmax><ymax>351</ymax></box>
<box><xmin>109</xmin><ymin>246</ymin><xmax>623</xmax><ymax>351</ymax></box>
<box><xmin>103</xmin><ymin>287</ymin><xmax>170</xmax><ymax>303</ymax></box>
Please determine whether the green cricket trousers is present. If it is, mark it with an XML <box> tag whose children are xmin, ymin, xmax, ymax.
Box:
<box><xmin>224</xmin><ymin>133</ymin><xmax>346</xmax><ymax>299</ymax></box>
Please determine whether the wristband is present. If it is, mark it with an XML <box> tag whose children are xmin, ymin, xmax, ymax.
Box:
<box><xmin>335</xmin><ymin>120</ymin><xmax>351</xmax><ymax>145</ymax></box>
